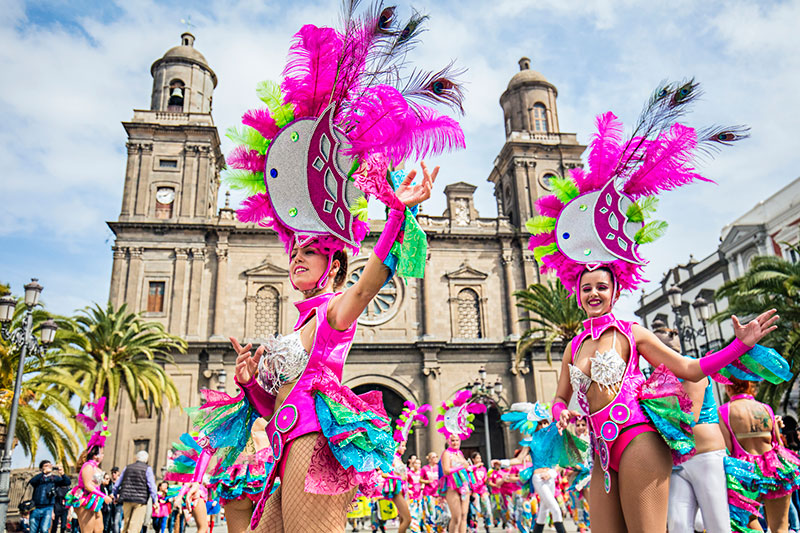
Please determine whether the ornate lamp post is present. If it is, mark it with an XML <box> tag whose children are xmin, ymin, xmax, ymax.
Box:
<box><xmin>0</xmin><ymin>279</ymin><xmax>58</xmax><ymax>526</ymax></box>
<box><xmin>667</xmin><ymin>285</ymin><xmax>711</xmax><ymax>355</ymax></box>
<box><xmin>692</xmin><ymin>296</ymin><xmax>712</xmax><ymax>352</ymax></box>
<box><xmin>470</xmin><ymin>366</ymin><xmax>504</xmax><ymax>464</ymax></box>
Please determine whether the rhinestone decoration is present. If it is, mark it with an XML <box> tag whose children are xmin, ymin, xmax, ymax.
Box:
<box><xmin>291</xmin><ymin>131</ymin><xmax>299</xmax><ymax>142</ymax></box>
<box><xmin>584</xmin><ymin>249</ymin><xmax>592</xmax><ymax>256</ymax></box>
<box><xmin>579</xmin><ymin>204</ymin><xmax>588</xmax><ymax>211</ymax></box>
<box><xmin>562</xmin><ymin>232</ymin><xmax>570</xmax><ymax>240</ymax></box>
<box><xmin>601</xmin><ymin>420</ymin><xmax>620</xmax><ymax>441</ymax></box>
<box><xmin>289</xmin><ymin>207</ymin><xmax>298</xmax><ymax>217</ymax></box>
<box><xmin>275</xmin><ymin>404</ymin><xmax>299</xmax><ymax>433</ymax></box>
<box><xmin>610</xmin><ymin>403</ymin><xmax>631</xmax><ymax>424</ymax></box>
<box><xmin>270</xmin><ymin>168</ymin><xmax>278</xmax><ymax>178</ymax></box>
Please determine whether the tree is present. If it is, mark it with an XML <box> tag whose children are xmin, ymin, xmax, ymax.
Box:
<box><xmin>57</xmin><ymin>302</ymin><xmax>187</xmax><ymax>417</ymax></box>
<box><xmin>0</xmin><ymin>296</ymin><xmax>87</xmax><ymax>463</ymax></box>
<box><xmin>514</xmin><ymin>281</ymin><xmax>585</xmax><ymax>364</ymax></box>
<box><xmin>714</xmin><ymin>249</ymin><xmax>800</xmax><ymax>409</ymax></box>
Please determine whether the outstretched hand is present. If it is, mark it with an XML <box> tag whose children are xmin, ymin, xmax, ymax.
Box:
<box><xmin>396</xmin><ymin>161</ymin><xmax>439</xmax><ymax>208</ymax></box>
<box><xmin>231</xmin><ymin>337</ymin><xmax>264</xmax><ymax>384</ymax></box>
<box><xmin>732</xmin><ymin>309</ymin><xmax>779</xmax><ymax>347</ymax></box>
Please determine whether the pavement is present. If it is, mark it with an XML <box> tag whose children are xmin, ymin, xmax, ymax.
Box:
<box><xmin>183</xmin><ymin>520</ymin><xmax>581</xmax><ymax>532</ymax></box>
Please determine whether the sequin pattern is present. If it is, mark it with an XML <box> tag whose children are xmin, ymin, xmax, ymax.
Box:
<box><xmin>256</xmin><ymin>331</ymin><xmax>310</xmax><ymax>395</ymax></box>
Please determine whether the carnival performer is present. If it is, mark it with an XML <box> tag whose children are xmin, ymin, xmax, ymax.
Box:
<box><xmin>420</xmin><ymin>452</ymin><xmax>443</xmax><ymax>532</ymax></box>
<box><xmin>440</xmin><ymin>435</ymin><xmax>472</xmax><ymax>533</ymax></box>
<box><xmin>407</xmin><ymin>457</ymin><xmax>424</xmax><ymax>533</ymax></box>
<box><xmin>564</xmin><ymin>417</ymin><xmax>591</xmax><ymax>533</ymax></box>
<box><xmin>652</xmin><ymin>325</ymin><xmax>732</xmax><ymax>533</ymax></box>
<box><xmin>720</xmin><ymin>374</ymin><xmax>800</xmax><ymax>533</ymax></box>
<box><xmin>165</xmin><ymin>434</ymin><xmax>210</xmax><ymax>533</ymax></box>
<box><xmin>486</xmin><ymin>466</ymin><xmax>508</xmax><ymax>529</ymax></box>
<box><xmin>521</xmin><ymin>79</ymin><xmax>783</xmax><ymax>530</ymax></box>
<box><xmin>468</xmin><ymin>452</ymin><xmax>491</xmax><ymax>533</ymax></box>
<box><xmin>65</xmin><ymin>397</ymin><xmax>112</xmax><ymax>533</ymax></box>
<box><xmin>184</xmin><ymin>2</ymin><xmax>464</xmax><ymax>530</ymax></box>
<box><xmin>383</xmin><ymin>441</ymin><xmax>412</xmax><ymax>532</ymax></box>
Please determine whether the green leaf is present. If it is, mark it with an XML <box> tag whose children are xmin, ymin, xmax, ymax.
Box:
<box><xmin>255</xmin><ymin>80</ymin><xmax>295</xmax><ymax>128</ymax></box>
<box><xmin>626</xmin><ymin>196</ymin><xmax>659</xmax><ymax>223</ymax></box>
<box><xmin>349</xmin><ymin>196</ymin><xmax>369</xmax><ymax>222</ymax></box>
<box><xmin>533</xmin><ymin>243</ymin><xmax>558</xmax><ymax>262</ymax></box>
<box><xmin>549</xmin><ymin>176</ymin><xmax>580</xmax><ymax>205</ymax></box>
<box><xmin>634</xmin><ymin>220</ymin><xmax>668</xmax><ymax>244</ymax></box>
<box><xmin>525</xmin><ymin>216</ymin><xmax>556</xmax><ymax>235</ymax></box>
<box><xmin>225</xmin><ymin>126</ymin><xmax>269</xmax><ymax>154</ymax></box>
<box><xmin>221</xmin><ymin>169</ymin><xmax>265</xmax><ymax>195</ymax></box>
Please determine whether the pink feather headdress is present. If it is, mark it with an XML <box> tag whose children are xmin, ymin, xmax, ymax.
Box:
<box><xmin>436</xmin><ymin>390</ymin><xmax>485</xmax><ymax>440</ymax></box>
<box><xmin>226</xmin><ymin>3</ymin><xmax>466</xmax><ymax>279</ymax></box>
<box><xmin>76</xmin><ymin>396</ymin><xmax>110</xmax><ymax>450</ymax></box>
<box><xmin>393</xmin><ymin>400</ymin><xmax>431</xmax><ymax>443</ymax></box>
<box><xmin>526</xmin><ymin>80</ymin><xmax>748</xmax><ymax>296</ymax></box>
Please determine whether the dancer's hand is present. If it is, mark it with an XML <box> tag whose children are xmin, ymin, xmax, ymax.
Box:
<box><xmin>231</xmin><ymin>337</ymin><xmax>264</xmax><ymax>384</ymax></box>
<box><xmin>396</xmin><ymin>161</ymin><xmax>439</xmax><ymax>208</ymax></box>
<box><xmin>556</xmin><ymin>408</ymin><xmax>578</xmax><ymax>431</ymax></box>
<box><xmin>732</xmin><ymin>309</ymin><xmax>778</xmax><ymax>347</ymax></box>
<box><xmin>104</xmin><ymin>495</ymin><xmax>112</xmax><ymax>504</ymax></box>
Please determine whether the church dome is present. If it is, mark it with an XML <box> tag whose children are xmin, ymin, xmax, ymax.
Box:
<box><xmin>150</xmin><ymin>32</ymin><xmax>217</xmax><ymax>86</ymax></box>
<box><xmin>162</xmin><ymin>44</ymin><xmax>209</xmax><ymax>65</ymax></box>
<box><xmin>506</xmin><ymin>57</ymin><xmax>553</xmax><ymax>91</ymax></box>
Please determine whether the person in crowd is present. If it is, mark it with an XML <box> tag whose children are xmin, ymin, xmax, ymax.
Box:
<box><xmin>469</xmin><ymin>452</ymin><xmax>491</xmax><ymax>533</ymax></box>
<box><xmin>50</xmin><ymin>464</ymin><xmax>70</xmax><ymax>533</ymax></box>
<box><xmin>100</xmin><ymin>472</ymin><xmax>115</xmax><ymax>532</ymax></box>
<box><xmin>28</xmin><ymin>460</ymin><xmax>71</xmax><ymax>533</ymax></box>
<box><xmin>114</xmin><ymin>451</ymin><xmax>158</xmax><ymax>533</ymax></box>
<box><xmin>109</xmin><ymin>467</ymin><xmax>122</xmax><ymax>533</ymax></box>
<box><xmin>151</xmin><ymin>481</ymin><xmax>170</xmax><ymax>533</ymax></box>
<box><xmin>440</xmin><ymin>435</ymin><xmax>471</xmax><ymax>533</ymax></box>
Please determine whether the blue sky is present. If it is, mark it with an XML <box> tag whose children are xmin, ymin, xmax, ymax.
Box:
<box><xmin>2</xmin><ymin>0</ymin><xmax>799</xmax><ymax>466</ymax></box>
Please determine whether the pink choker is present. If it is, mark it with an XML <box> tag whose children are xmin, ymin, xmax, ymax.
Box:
<box><xmin>730</xmin><ymin>393</ymin><xmax>755</xmax><ymax>401</ymax></box>
<box><xmin>582</xmin><ymin>313</ymin><xmax>619</xmax><ymax>341</ymax></box>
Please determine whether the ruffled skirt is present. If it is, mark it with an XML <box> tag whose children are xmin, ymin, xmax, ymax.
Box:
<box><xmin>210</xmin><ymin>447</ymin><xmax>273</xmax><ymax>505</ymax></box>
<box><xmin>65</xmin><ymin>487</ymin><xmax>103</xmax><ymax>513</ymax></box>
<box><xmin>637</xmin><ymin>365</ymin><xmax>696</xmax><ymax>464</ymax></box>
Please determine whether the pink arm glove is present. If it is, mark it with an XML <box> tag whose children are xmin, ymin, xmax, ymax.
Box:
<box><xmin>91</xmin><ymin>488</ymin><xmax>107</xmax><ymax>500</ymax></box>
<box><xmin>373</xmin><ymin>208</ymin><xmax>405</xmax><ymax>261</ymax></box>
<box><xmin>552</xmin><ymin>401</ymin><xmax>567</xmax><ymax>422</ymax></box>
<box><xmin>236</xmin><ymin>375</ymin><xmax>275</xmax><ymax>417</ymax></box>
<box><xmin>178</xmin><ymin>448</ymin><xmax>212</xmax><ymax>501</ymax></box>
<box><xmin>698</xmin><ymin>338</ymin><xmax>751</xmax><ymax>376</ymax></box>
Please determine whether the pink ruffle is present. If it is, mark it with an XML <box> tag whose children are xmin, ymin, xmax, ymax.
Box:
<box><xmin>311</xmin><ymin>366</ymin><xmax>390</xmax><ymax>427</ymax></box>
<box><xmin>304</xmin><ymin>433</ymin><xmax>378</xmax><ymax>495</ymax></box>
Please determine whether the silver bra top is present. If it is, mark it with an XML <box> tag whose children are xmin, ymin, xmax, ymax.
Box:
<box><xmin>256</xmin><ymin>331</ymin><xmax>310</xmax><ymax>395</ymax></box>
<box><xmin>568</xmin><ymin>330</ymin><xmax>626</xmax><ymax>398</ymax></box>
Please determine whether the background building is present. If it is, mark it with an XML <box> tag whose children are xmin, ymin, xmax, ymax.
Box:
<box><xmin>104</xmin><ymin>34</ymin><xmax>586</xmax><ymax>473</ymax></box>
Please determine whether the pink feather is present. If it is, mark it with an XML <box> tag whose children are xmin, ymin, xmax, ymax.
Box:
<box><xmin>623</xmin><ymin>124</ymin><xmax>713</xmax><ymax>199</ymax></box>
<box><xmin>242</xmin><ymin>108</ymin><xmax>280</xmax><ymax>141</ymax></box>
<box><xmin>587</xmin><ymin>112</ymin><xmax>623</xmax><ymax>185</ymax></box>
<box><xmin>227</xmin><ymin>146</ymin><xmax>265</xmax><ymax>173</ymax></box>
<box><xmin>528</xmin><ymin>232</ymin><xmax>555</xmax><ymax>250</ymax></box>
<box><xmin>534</xmin><ymin>195</ymin><xmax>564</xmax><ymax>217</ymax></box>
<box><xmin>390</xmin><ymin>106</ymin><xmax>466</xmax><ymax>162</ymax></box>
<box><xmin>281</xmin><ymin>25</ymin><xmax>343</xmax><ymax>119</ymax></box>
<box><xmin>345</xmin><ymin>85</ymin><xmax>410</xmax><ymax>158</ymax></box>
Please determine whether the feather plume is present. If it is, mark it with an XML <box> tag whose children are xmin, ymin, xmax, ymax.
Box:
<box><xmin>634</xmin><ymin>220</ymin><xmax>669</xmax><ymax>244</ymax></box>
<box><xmin>527</xmin><ymin>231</ymin><xmax>555</xmax><ymax>251</ymax></box>
<box><xmin>695</xmin><ymin>125</ymin><xmax>751</xmax><ymax>157</ymax></box>
<box><xmin>588</xmin><ymin>112</ymin><xmax>623</xmax><ymax>184</ymax></box>
<box><xmin>525</xmin><ymin>216</ymin><xmax>556</xmax><ymax>235</ymax></box>
<box><xmin>221</xmin><ymin>169</ymin><xmax>265</xmax><ymax>195</ymax></box>
<box><xmin>225</xmin><ymin>126</ymin><xmax>269</xmax><ymax>154</ymax></box>
<box><xmin>349</xmin><ymin>195</ymin><xmax>369</xmax><ymax>221</ymax></box>
<box><xmin>549</xmin><ymin>176</ymin><xmax>580</xmax><ymax>205</ymax></box>
<box><xmin>281</xmin><ymin>25</ymin><xmax>344</xmax><ymax>118</ymax></box>
<box><xmin>401</xmin><ymin>61</ymin><xmax>466</xmax><ymax>114</ymax></box>
<box><xmin>625</xmin><ymin>196</ymin><xmax>658</xmax><ymax>223</ymax></box>
<box><xmin>345</xmin><ymin>85</ymin><xmax>411</xmax><ymax>157</ymax></box>
<box><xmin>533</xmin><ymin>243</ymin><xmax>559</xmax><ymax>262</ymax></box>
<box><xmin>255</xmin><ymin>80</ymin><xmax>295</xmax><ymax>127</ymax></box>
<box><xmin>236</xmin><ymin>193</ymin><xmax>295</xmax><ymax>251</ymax></box>
<box><xmin>388</xmin><ymin>105</ymin><xmax>465</xmax><ymax>162</ymax></box>
<box><xmin>242</xmin><ymin>108</ymin><xmax>280</xmax><ymax>141</ymax></box>
<box><xmin>227</xmin><ymin>146</ymin><xmax>265</xmax><ymax>174</ymax></box>
<box><xmin>535</xmin><ymin>194</ymin><xmax>565</xmax><ymax>217</ymax></box>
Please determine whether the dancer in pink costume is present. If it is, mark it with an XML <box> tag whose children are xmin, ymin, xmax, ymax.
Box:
<box><xmin>65</xmin><ymin>397</ymin><xmax>113</xmax><ymax>533</ymax></box>
<box><xmin>382</xmin><ymin>441</ymin><xmax>411</xmax><ymax>532</ymax></box>
<box><xmin>185</xmin><ymin>2</ymin><xmax>464</xmax><ymax>531</ymax></box>
<box><xmin>525</xmin><ymin>80</ymin><xmax>783</xmax><ymax>530</ymax></box>
<box><xmin>420</xmin><ymin>452</ymin><xmax>443</xmax><ymax>532</ymax></box>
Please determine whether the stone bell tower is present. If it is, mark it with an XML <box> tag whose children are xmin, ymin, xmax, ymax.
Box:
<box><xmin>488</xmin><ymin>57</ymin><xmax>586</xmax><ymax>229</ymax></box>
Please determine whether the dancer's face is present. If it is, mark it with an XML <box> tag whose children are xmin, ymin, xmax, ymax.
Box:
<box><xmin>427</xmin><ymin>452</ymin><xmax>439</xmax><ymax>465</ymax></box>
<box><xmin>414</xmin><ymin>458</ymin><xmax>422</xmax><ymax>470</ymax></box>
<box><xmin>289</xmin><ymin>243</ymin><xmax>338</xmax><ymax>292</ymax></box>
<box><xmin>579</xmin><ymin>269</ymin><xmax>616</xmax><ymax>317</ymax></box>
<box><xmin>447</xmin><ymin>434</ymin><xmax>461</xmax><ymax>449</ymax></box>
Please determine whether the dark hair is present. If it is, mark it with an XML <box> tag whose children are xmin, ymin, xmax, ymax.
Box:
<box><xmin>726</xmin><ymin>376</ymin><xmax>758</xmax><ymax>397</ymax></box>
<box><xmin>77</xmin><ymin>445</ymin><xmax>102</xmax><ymax>470</ymax></box>
<box><xmin>38</xmin><ymin>460</ymin><xmax>51</xmax><ymax>470</ymax></box>
<box><xmin>782</xmin><ymin>416</ymin><xmax>800</xmax><ymax>451</ymax></box>
<box><xmin>332</xmin><ymin>250</ymin><xmax>348</xmax><ymax>290</ymax></box>
<box><xmin>111</xmin><ymin>466</ymin><xmax>120</xmax><ymax>474</ymax></box>
<box><xmin>470</xmin><ymin>451</ymin><xmax>481</xmax><ymax>461</ymax></box>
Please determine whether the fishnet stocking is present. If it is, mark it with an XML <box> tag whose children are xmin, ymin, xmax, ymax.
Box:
<box><xmin>224</xmin><ymin>497</ymin><xmax>254</xmax><ymax>533</ymax></box>
<box><xmin>250</xmin><ymin>433</ymin><xmax>357</xmax><ymax>533</ymax></box>
<box><xmin>617</xmin><ymin>430</ymin><xmax>672</xmax><ymax>531</ymax></box>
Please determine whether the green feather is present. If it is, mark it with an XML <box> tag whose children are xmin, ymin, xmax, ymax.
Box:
<box><xmin>525</xmin><ymin>216</ymin><xmax>556</xmax><ymax>235</ymax></box>
<box><xmin>255</xmin><ymin>80</ymin><xmax>294</xmax><ymax>128</ymax></box>
<box><xmin>626</xmin><ymin>196</ymin><xmax>659</xmax><ymax>223</ymax></box>
<box><xmin>533</xmin><ymin>243</ymin><xmax>558</xmax><ymax>262</ymax></box>
<box><xmin>634</xmin><ymin>220</ymin><xmax>669</xmax><ymax>244</ymax></box>
<box><xmin>348</xmin><ymin>196</ymin><xmax>369</xmax><ymax>222</ymax></box>
<box><xmin>222</xmin><ymin>169</ymin><xmax>265</xmax><ymax>195</ymax></box>
<box><xmin>225</xmin><ymin>126</ymin><xmax>269</xmax><ymax>154</ymax></box>
<box><xmin>549</xmin><ymin>176</ymin><xmax>580</xmax><ymax>205</ymax></box>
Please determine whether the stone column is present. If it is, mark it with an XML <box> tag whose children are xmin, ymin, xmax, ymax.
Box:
<box><xmin>186</xmin><ymin>248</ymin><xmax>205</xmax><ymax>338</ymax></box>
<box><xmin>196</xmin><ymin>146</ymin><xmax>211</xmax><ymax>218</ymax></box>
<box><xmin>422</xmin><ymin>349</ymin><xmax>443</xmax><ymax>452</ymax></box>
<box><xmin>169</xmin><ymin>248</ymin><xmax>189</xmax><ymax>335</ymax></box>
<box><xmin>509</xmin><ymin>350</ymin><xmax>529</xmax><ymax>404</ymax></box>
<box><xmin>182</xmin><ymin>145</ymin><xmax>200</xmax><ymax>220</ymax></box>
<box><xmin>125</xmin><ymin>247</ymin><xmax>144</xmax><ymax>309</ymax></box>
<box><xmin>134</xmin><ymin>144</ymin><xmax>153</xmax><ymax>217</ymax></box>
<box><xmin>109</xmin><ymin>246</ymin><xmax>128</xmax><ymax>307</ymax></box>
<box><xmin>421</xmin><ymin>253</ymin><xmax>435</xmax><ymax>338</ymax></box>
<box><xmin>501</xmin><ymin>243</ymin><xmax>520</xmax><ymax>337</ymax></box>
<box><xmin>121</xmin><ymin>143</ymin><xmax>140</xmax><ymax>217</ymax></box>
<box><xmin>212</xmin><ymin>247</ymin><xmax>228</xmax><ymax>339</ymax></box>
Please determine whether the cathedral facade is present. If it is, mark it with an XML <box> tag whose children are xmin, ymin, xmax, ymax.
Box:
<box><xmin>105</xmin><ymin>34</ymin><xmax>586</xmax><ymax>473</ymax></box>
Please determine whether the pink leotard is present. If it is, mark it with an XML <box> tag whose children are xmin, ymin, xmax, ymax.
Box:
<box><xmin>470</xmin><ymin>465</ymin><xmax>488</xmax><ymax>495</ymax></box>
<box><xmin>420</xmin><ymin>464</ymin><xmax>439</xmax><ymax>497</ymax></box>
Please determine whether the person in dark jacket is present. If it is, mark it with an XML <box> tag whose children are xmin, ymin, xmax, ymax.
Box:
<box><xmin>27</xmin><ymin>460</ymin><xmax>71</xmax><ymax>533</ymax></box>
<box><xmin>49</xmin><ymin>464</ymin><xmax>70</xmax><ymax>533</ymax></box>
<box><xmin>113</xmin><ymin>451</ymin><xmax>157</xmax><ymax>533</ymax></box>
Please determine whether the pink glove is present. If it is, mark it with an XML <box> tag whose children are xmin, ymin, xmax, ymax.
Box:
<box><xmin>373</xmin><ymin>209</ymin><xmax>405</xmax><ymax>261</ymax></box>
<box><xmin>698</xmin><ymin>338</ymin><xmax>750</xmax><ymax>376</ymax></box>
<box><xmin>552</xmin><ymin>401</ymin><xmax>567</xmax><ymax>422</ymax></box>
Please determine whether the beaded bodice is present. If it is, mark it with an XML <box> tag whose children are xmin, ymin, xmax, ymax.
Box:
<box><xmin>569</xmin><ymin>329</ymin><xmax>626</xmax><ymax>396</ymax></box>
<box><xmin>256</xmin><ymin>331</ymin><xmax>310</xmax><ymax>395</ymax></box>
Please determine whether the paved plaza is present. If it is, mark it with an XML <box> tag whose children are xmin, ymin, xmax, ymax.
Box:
<box><xmin>183</xmin><ymin>521</ymin><xmax>580</xmax><ymax>532</ymax></box>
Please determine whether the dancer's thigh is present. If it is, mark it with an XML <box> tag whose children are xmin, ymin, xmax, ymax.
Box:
<box><xmin>764</xmin><ymin>494</ymin><xmax>791</xmax><ymax>533</ymax></box>
<box><xmin>667</xmin><ymin>470</ymin><xmax>696</xmax><ymax>532</ymax></box>
<box><xmin>588</xmin><ymin>461</ymin><xmax>625</xmax><ymax>532</ymax></box>
<box><xmin>688</xmin><ymin>451</ymin><xmax>731</xmax><ymax>533</ymax></box>
<box><xmin>224</xmin><ymin>497</ymin><xmax>255</xmax><ymax>533</ymax></box>
<box><xmin>618</xmin><ymin>430</ymin><xmax>672</xmax><ymax>532</ymax></box>
<box><xmin>250</xmin><ymin>485</ymin><xmax>283</xmax><ymax>533</ymax></box>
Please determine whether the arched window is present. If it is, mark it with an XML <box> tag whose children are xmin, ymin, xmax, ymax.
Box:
<box><xmin>253</xmin><ymin>286</ymin><xmax>279</xmax><ymax>338</ymax></box>
<box><xmin>456</xmin><ymin>288</ymin><xmax>482</xmax><ymax>339</ymax></box>
<box><xmin>532</xmin><ymin>103</ymin><xmax>547</xmax><ymax>132</ymax></box>
<box><xmin>168</xmin><ymin>80</ymin><xmax>185</xmax><ymax>112</ymax></box>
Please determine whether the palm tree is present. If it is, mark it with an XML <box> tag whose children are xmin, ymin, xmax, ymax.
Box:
<box><xmin>56</xmin><ymin>302</ymin><xmax>187</xmax><ymax>417</ymax></box>
<box><xmin>0</xmin><ymin>298</ymin><xmax>87</xmax><ymax>463</ymax></box>
<box><xmin>714</xmin><ymin>249</ymin><xmax>800</xmax><ymax>409</ymax></box>
<box><xmin>514</xmin><ymin>281</ymin><xmax>585</xmax><ymax>364</ymax></box>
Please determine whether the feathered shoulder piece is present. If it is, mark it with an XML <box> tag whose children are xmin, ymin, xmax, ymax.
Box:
<box><xmin>76</xmin><ymin>396</ymin><xmax>110</xmax><ymax>449</ymax></box>
<box><xmin>436</xmin><ymin>390</ymin><xmax>485</xmax><ymax>440</ymax></box>
<box><xmin>526</xmin><ymin>80</ymin><xmax>748</xmax><ymax>294</ymax></box>
<box><xmin>394</xmin><ymin>400</ymin><xmax>431</xmax><ymax>443</ymax></box>
<box><xmin>227</xmin><ymin>1</ymin><xmax>466</xmax><ymax>261</ymax></box>
<box><xmin>500</xmin><ymin>402</ymin><xmax>551</xmax><ymax>438</ymax></box>
<box><xmin>165</xmin><ymin>433</ymin><xmax>209</xmax><ymax>484</ymax></box>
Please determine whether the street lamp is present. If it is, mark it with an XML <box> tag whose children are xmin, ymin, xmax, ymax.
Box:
<box><xmin>667</xmin><ymin>285</ymin><xmax>712</xmax><ymax>355</ymax></box>
<box><xmin>666</xmin><ymin>285</ymin><xmax>687</xmax><ymax>353</ymax></box>
<box><xmin>0</xmin><ymin>279</ymin><xmax>58</xmax><ymax>527</ymax></box>
<box><xmin>470</xmin><ymin>366</ymin><xmax>504</xmax><ymax>464</ymax></box>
